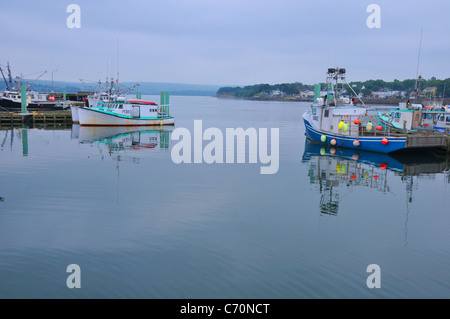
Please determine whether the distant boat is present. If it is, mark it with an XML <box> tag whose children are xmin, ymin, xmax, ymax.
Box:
<box><xmin>0</xmin><ymin>62</ymin><xmax>68</xmax><ymax>112</ymax></box>
<box><xmin>0</xmin><ymin>90</ymin><xmax>68</xmax><ymax>112</ymax></box>
<box><xmin>302</xmin><ymin>68</ymin><xmax>446</xmax><ymax>153</ymax></box>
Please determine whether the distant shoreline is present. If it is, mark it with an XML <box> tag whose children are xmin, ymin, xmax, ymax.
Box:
<box><xmin>216</xmin><ymin>94</ymin><xmax>450</xmax><ymax>106</ymax></box>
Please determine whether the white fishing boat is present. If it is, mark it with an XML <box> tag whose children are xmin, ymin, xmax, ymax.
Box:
<box><xmin>77</xmin><ymin>91</ymin><xmax>174</xmax><ymax>126</ymax></box>
<box><xmin>71</xmin><ymin>78</ymin><xmax>117</xmax><ymax>123</ymax></box>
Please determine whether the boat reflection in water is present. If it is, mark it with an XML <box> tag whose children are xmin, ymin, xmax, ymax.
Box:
<box><xmin>301</xmin><ymin>139</ymin><xmax>447</xmax><ymax>216</ymax></box>
<box><xmin>71</xmin><ymin>124</ymin><xmax>173</xmax><ymax>160</ymax></box>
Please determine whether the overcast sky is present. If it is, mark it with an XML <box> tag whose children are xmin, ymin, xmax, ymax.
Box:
<box><xmin>1</xmin><ymin>0</ymin><xmax>449</xmax><ymax>86</ymax></box>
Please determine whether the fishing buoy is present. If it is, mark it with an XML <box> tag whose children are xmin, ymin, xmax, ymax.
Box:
<box><xmin>353</xmin><ymin>140</ymin><xmax>360</xmax><ymax>147</ymax></box>
<box><xmin>320</xmin><ymin>135</ymin><xmax>327</xmax><ymax>143</ymax></box>
<box><xmin>343</xmin><ymin>123</ymin><xmax>349</xmax><ymax>132</ymax></box>
<box><xmin>382</xmin><ymin>137</ymin><xmax>389</xmax><ymax>145</ymax></box>
<box><xmin>380</xmin><ymin>163</ymin><xmax>387</xmax><ymax>170</ymax></box>
<box><xmin>330</xmin><ymin>139</ymin><xmax>337</xmax><ymax>146</ymax></box>
<box><xmin>354</xmin><ymin>118</ymin><xmax>360</xmax><ymax>125</ymax></box>
<box><xmin>351</xmin><ymin>175</ymin><xmax>357</xmax><ymax>180</ymax></box>
<box><xmin>320</xmin><ymin>148</ymin><xmax>326</xmax><ymax>155</ymax></box>
<box><xmin>330</xmin><ymin>148</ymin><xmax>336</xmax><ymax>155</ymax></box>
<box><xmin>336</xmin><ymin>164</ymin><xmax>341</xmax><ymax>173</ymax></box>
<box><xmin>376</xmin><ymin>125</ymin><xmax>383</xmax><ymax>131</ymax></box>
<box><xmin>366</xmin><ymin>122</ymin><xmax>373</xmax><ymax>131</ymax></box>
<box><xmin>338</xmin><ymin>121</ymin><xmax>344</xmax><ymax>130</ymax></box>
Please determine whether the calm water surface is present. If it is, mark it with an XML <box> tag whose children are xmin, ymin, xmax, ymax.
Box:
<box><xmin>0</xmin><ymin>96</ymin><xmax>449</xmax><ymax>298</ymax></box>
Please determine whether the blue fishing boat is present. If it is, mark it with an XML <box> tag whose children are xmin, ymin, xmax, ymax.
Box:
<box><xmin>302</xmin><ymin>68</ymin><xmax>446</xmax><ymax>153</ymax></box>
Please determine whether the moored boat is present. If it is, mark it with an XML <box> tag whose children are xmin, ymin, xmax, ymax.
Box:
<box><xmin>378</xmin><ymin>106</ymin><xmax>450</xmax><ymax>134</ymax></box>
<box><xmin>302</xmin><ymin>68</ymin><xmax>446</xmax><ymax>153</ymax></box>
<box><xmin>77</xmin><ymin>91</ymin><xmax>174</xmax><ymax>126</ymax></box>
<box><xmin>0</xmin><ymin>62</ymin><xmax>68</xmax><ymax>112</ymax></box>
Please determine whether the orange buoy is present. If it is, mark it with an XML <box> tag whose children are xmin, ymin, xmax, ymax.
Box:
<box><xmin>354</xmin><ymin>118</ymin><xmax>360</xmax><ymax>125</ymax></box>
<box><xmin>330</xmin><ymin>139</ymin><xmax>337</xmax><ymax>146</ymax></box>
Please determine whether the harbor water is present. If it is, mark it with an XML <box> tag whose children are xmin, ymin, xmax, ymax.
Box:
<box><xmin>0</xmin><ymin>96</ymin><xmax>449</xmax><ymax>298</ymax></box>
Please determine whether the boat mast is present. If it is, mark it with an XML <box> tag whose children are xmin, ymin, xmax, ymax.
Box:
<box><xmin>116</xmin><ymin>37</ymin><xmax>119</xmax><ymax>85</ymax></box>
<box><xmin>0</xmin><ymin>66</ymin><xmax>9</xmax><ymax>90</ymax></box>
<box><xmin>7</xmin><ymin>62</ymin><xmax>13</xmax><ymax>91</ymax></box>
<box><xmin>413</xmin><ymin>28</ymin><xmax>423</xmax><ymax>98</ymax></box>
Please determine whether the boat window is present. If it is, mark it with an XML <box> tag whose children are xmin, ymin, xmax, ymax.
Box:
<box><xmin>427</xmin><ymin>114</ymin><xmax>433</xmax><ymax>119</ymax></box>
<box><xmin>118</xmin><ymin>104</ymin><xmax>123</xmax><ymax>109</ymax></box>
<box><xmin>324</xmin><ymin>110</ymin><xmax>329</xmax><ymax>117</ymax></box>
<box><xmin>422</xmin><ymin>113</ymin><xmax>426</xmax><ymax>119</ymax></box>
<box><xmin>446</xmin><ymin>116</ymin><xmax>450</xmax><ymax>122</ymax></box>
<box><xmin>395</xmin><ymin>113</ymin><xmax>401</xmax><ymax>118</ymax></box>
<box><xmin>312</xmin><ymin>107</ymin><xmax>316</xmax><ymax>115</ymax></box>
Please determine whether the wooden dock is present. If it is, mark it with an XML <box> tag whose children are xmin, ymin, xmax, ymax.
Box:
<box><xmin>0</xmin><ymin>111</ymin><xmax>73</xmax><ymax>127</ymax></box>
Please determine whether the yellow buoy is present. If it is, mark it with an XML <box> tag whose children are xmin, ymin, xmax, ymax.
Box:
<box><xmin>366</xmin><ymin>122</ymin><xmax>373</xmax><ymax>132</ymax></box>
<box><xmin>338</xmin><ymin>121</ymin><xmax>344</xmax><ymax>130</ymax></box>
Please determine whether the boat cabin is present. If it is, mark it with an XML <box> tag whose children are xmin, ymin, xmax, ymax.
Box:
<box><xmin>310</xmin><ymin>103</ymin><xmax>367</xmax><ymax>137</ymax></box>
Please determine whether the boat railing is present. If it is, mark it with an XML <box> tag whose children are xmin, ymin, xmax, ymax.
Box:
<box><xmin>336</xmin><ymin>114</ymin><xmax>394</xmax><ymax>137</ymax></box>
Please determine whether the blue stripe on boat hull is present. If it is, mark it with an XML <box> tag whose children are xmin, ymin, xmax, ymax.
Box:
<box><xmin>303</xmin><ymin>118</ymin><xmax>406</xmax><ymax>154</ymax></box>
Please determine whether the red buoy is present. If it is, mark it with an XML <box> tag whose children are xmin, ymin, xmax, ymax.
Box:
<box><xmin>382</xmin><ymin>137</ymin><xmax>388</xmax><ymax>145</ymax></box>
<box><xmin>354</xmin><ymin>118</ymin><xmax>360</xmax><ymax>125</ymax></box>
<box><xmin>376</xmin><ymin>125</ymin><xmax>382</xmax><ymax>131</ymax></box>
<box><xmin>380</xmin><ymin>163</ymin><xmax>387</xmax><ymax>170</ymax></box>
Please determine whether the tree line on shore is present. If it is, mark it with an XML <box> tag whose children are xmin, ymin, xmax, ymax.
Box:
<box><xmin>217</xmin><ymin>77</ymin><xmax>450</xmax><ymax>98</ymax></box>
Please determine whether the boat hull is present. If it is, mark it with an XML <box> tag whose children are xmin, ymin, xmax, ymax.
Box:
<box><xmin>0</xmin><ymin>97</ymin><xmax>66</xmax><ymax>112</ymax></box>
<box><xmin>78</xmin><ymin>107</ymin><xmax>175</xmax><ymax>126</ymax></box>
<box><xmin>70</xmin><ymin>105</ymin><xmax>80</xmax><ymax>123</ymax></box>
<box><xmin>303</xmin><ymin>116</ymin><xmax>407</xmax><ymax>154</ymax></box>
